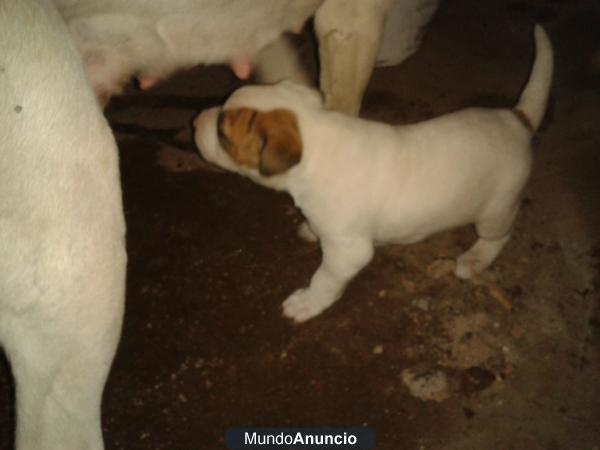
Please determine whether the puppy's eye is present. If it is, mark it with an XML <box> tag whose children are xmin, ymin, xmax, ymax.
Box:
<box><xmin>247</xmin><ymin>111</ymin><xmax>257</xmax><ymax>132</ymax></box>
<box><xmin>259</xmin><ymin>136</ymin><xmax>267</xmax><ymax>154</ymax></box>
<box><xmin>217</xmin><ymin>111</ymin><xmax>231</xmax><ymax>150</ymax></box>
<box><xmin>217</xmin><ymin>128</ymin><xmax>231</xmax><ymax>150</ymax></box>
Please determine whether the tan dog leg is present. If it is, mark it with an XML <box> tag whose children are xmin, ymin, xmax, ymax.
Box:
<box><xmin>314</xmin><ymin>0</ymin><xmax>392</xmax><ymax>115</ymax></box>
<box><xmin>315</xmin><ymin>0</ymin><xmax>438</xmax><ymax>115</ymax></box>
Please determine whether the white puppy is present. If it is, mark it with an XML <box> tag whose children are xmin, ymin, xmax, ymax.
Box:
<box><xmin>1</xmin><ymin>0</ymin><xmax>126</xmax><ymax>448</ymax></box>
<box><xmin>194</xmin><ymin>26</ymin><xmax>553</xmax><ymax>323</ymax></box>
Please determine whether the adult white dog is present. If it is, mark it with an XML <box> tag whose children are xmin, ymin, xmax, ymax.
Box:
<box><xmin>194</xmin><ymin>26</ymin><xmax>553</xmax><ymax>322</ymax></box>
<box><xmin>0</xmin><ymin>0</ymin><xmax>126</xmax><ymax>448</ymax></box>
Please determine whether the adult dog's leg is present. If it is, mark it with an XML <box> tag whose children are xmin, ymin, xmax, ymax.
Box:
<box><xmin>0</xmin><ymin>0</ymin><xmax>126</xmax><ymax>448</ymax></box>
<box><xmin>315</xmin><ymin>0</ymin><xmax>392</xmax><ymax>115</ymax></box>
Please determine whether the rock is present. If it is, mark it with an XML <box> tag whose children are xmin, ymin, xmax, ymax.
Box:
<box><xmin>426</xmin><ymin>258</ymin><xmax>455</xmax><ymax>279</ymax></box>
<box><xmin>401</xmin><ymin>368</ymin><xmax>450</xmax><ymax>402</ymax></box>
<box><xmin>412</xmin><ymin>297</ymin><xmax>431</xmax><ymax>311</ymax></box>
<box><xmin>401</xmin><ymin>278</ymin><xmax>417</xmax><ymax>293</ymax></box>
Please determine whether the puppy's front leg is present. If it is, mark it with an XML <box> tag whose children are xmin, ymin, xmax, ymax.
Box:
<box><xmin>283</xmin><ymin>237</ymin><xmax>374</xmax><ymax>322</ymax></box>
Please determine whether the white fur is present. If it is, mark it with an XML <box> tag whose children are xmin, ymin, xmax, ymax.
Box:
<box><xmin>194</xmin><ymin>26</ymin><xmax>553</xmax><ymax>323</ymax></box>
<box><xmin>0</xmin><ymin>0</ymin><xmax>126</xmax><ymax>448</ymax></box>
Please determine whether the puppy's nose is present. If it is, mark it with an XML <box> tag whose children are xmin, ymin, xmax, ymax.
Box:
<box><xmin>192</xmin><ymin>114</ymin><xmax>201</xmax><ymax>128</ymax></box>
<box><xmin>193</xmin><ymin>108</ymin><xmax>217</xmax><ymax>129</ymax></box>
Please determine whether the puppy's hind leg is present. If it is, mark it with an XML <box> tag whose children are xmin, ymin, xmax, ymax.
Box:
<box><xmin>283</xmin><ymin>236</ymin><xmax>374</xmax><ymax>322</ymax></box>
<box><xmin>455</xmin><ymin>205</ymin><xmax>519</xmax><ymax>279</ymax></box>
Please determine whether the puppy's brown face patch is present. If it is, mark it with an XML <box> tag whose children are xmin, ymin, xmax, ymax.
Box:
<box><xmin>217</xmin><ymin>107</ymin><xmax>302</xmax><ymax>176</ymax></box>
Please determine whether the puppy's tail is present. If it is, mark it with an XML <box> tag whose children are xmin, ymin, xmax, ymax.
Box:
<box><xmin>513</xmin><ymin>25</ymin><xmax>553</xmax><ymax>132</ymax></box>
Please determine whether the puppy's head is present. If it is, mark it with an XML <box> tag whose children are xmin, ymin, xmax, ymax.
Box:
<box><xmin>194</xmin><ymin>106</ymin><xmax>302</xmax><ymax>179</ymax></box>
<box><xmin>226</xmin><ymin>80</ymin><xmax>324</xmax><ymax>112</ymax></box>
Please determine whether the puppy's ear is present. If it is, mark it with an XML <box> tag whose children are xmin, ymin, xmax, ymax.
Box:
<box><xmin>217</xmin><ymin>108</ymin><xmax>263</xmax><ymax>168</ymax></box>
<box><xmin>217</xmin><ymin>107</ymin><xmax>302</xmax><ymax>177</ymax></box>
<box><xmin>256</xmin><ymin>109</ymin><xmax>302</xmax><ymax>177</ymax></box>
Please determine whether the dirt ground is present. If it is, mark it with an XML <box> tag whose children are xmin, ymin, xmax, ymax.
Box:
<box><xmin>1</xmin><ymin>0</ymin><xmax>599</xmax><ymax>449</ymax></box>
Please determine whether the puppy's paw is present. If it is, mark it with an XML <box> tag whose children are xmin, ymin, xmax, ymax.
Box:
<box><xmin>282</xmin><ymin>289</ymin><xmax>327</xmax><ymax>323</ymax></box>
<box><xmin>455</xmin><ymin>236</ymin><xmax>508</xmax><ymax>279</ymax></box>
<box><xmin>455</xmin><ymin>253</ymin><xmax>486</xmax><ymax>279</ymax></box>
<box><xmin>297</xmin><ymin>221</ymin><xmax>318</xmax><ymax>243</ymax></box>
